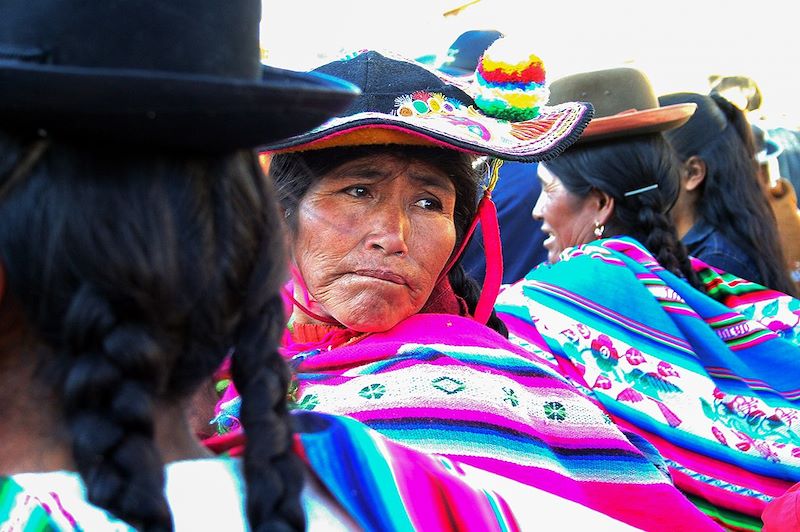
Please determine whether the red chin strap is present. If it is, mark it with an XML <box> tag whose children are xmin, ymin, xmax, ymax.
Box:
<box><xmin>283</xmin><ymin>264</ymin><xmax>341</xmax><ymax>326</ymax></box>
<box><xmin>437</xmin><ymin>159</ymin><xmax>504</xmax><ymax>325</ymax></box>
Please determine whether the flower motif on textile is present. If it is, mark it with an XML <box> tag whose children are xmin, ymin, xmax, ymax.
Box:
<box><xmin>544</xmin><ymin>401</ymin><xmax>567</xmax><ymax>421</ymax></box>
<box><xmin>590</xmin><ymin>334</ymin><xmax>619</xmax><ymax>361</ymax></box>
<box><xmin>776</xmin><ymin>408</ymin><xmax>799</xmax><ymax>427</ymax></box>
<box><xmin>576</xmin><ymin>323</ymin><xmax>592</xmax><ymax>339</ymax></box>
<box><xmin>624</xmin><ymin>347</ymin><xmax>646</xmax><ymax>366</ymax></box>
<box><xmin>358</xmin><ymin>383</ymin><xmax>387</xmax><ymax>400</ymax></box>
<box><xmin>701</xmin><ymin>393</ymin><xmax>800</xmax><ymax>462</ymax></box>
<box><xmin>729</xmin><ymin>396</ymin><xmax>759</xmax><ymax>417</ymax></box>
<box><xmin>593</xmin><ymin>375</ymin><xmax>613</xmax><ymax>390</ymax></box>
<box><xmin>589</xmin><ymin>334</ymin><xmax>621</xmax><ymax>379</ymax></box>
<box><xmin>656</xmin><ymin>361</ymin><xmax>680</xmax><ymax>378</ymax></box>
<box><xmin>394</xmin><ymin>91</ymin><xmax>462</xmax><ymax>117</ymax></box>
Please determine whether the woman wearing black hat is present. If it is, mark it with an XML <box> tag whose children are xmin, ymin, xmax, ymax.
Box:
<box><xmin>0</xmin><ymin>1</ymin><xmax>365</xmax><ymax>529</ymax></box>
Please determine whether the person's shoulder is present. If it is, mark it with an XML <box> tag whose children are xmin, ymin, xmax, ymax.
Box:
<box><xmin>689</xmin><ymin>228</ymin><xmax>761</xmax><ymax>281</ymax></box>
<box><xmin>5</xmin><ymin>472</ymin><xmax>135</xmax><ymax>531</ymax></box>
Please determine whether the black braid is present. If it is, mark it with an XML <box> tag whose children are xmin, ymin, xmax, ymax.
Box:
<box><xmin>62</xmin><ymin>285</ymin><xmax>171</xmax><ymax>530</ymax></box>
<box><xmin>631</xmin><ymin>205</ymin><xmax>703</xmax><ymax>290</ymax></box>
<box><xmin>230</xmin><ymin>156</ymin><xmax>305</xmax><ymax>531</ymax></box>
<box><xmin>448</xmin><ymin>262</ymin><xmax>509</xmax><ymax>337</ymax></box>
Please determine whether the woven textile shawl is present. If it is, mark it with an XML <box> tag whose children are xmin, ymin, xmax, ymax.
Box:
<box><xmin>496</xmin><ymin>236</ymin><xmax>800</xmax><ymax>531</ymax></box>
<box><xmin>210</xmin><ymin>312</ymin><xmax>720</xmax><ymax>531</ymax></box>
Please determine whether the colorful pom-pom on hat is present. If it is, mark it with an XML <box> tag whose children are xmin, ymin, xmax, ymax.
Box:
<box><xmin>474</xmin><ymin>38</ymin><xmax>549</xmax><ymax>122</ymax></box>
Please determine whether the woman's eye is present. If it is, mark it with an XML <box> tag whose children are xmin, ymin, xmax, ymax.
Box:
<box><xmin>344</xmin><ymin>186</ymin><xmax>369</xmax><ymax>197</ymax></box>
<box><xmin>414</xmin><ymin>197</ymin><xmax>443</xmax><ymax>211</ymax></box>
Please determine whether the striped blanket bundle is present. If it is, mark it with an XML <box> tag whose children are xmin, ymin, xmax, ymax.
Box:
<box><xmin>214</xmin><ymin>312</ymin><xmax>719</xmax><ymax>530</ymax></box>
<box><xmin>496</xmin><ymin>236</ymin><xmax>800</xmax><ymax>531</ymax></box>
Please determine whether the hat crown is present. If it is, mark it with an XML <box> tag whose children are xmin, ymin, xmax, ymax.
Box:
<box><xmin>314</xmin><ymin>51</ymin><xmax>474</xmax><ymax>117</ymax></box>
<box><xmin>0</xmin><ymin>0</ymin><xmax>262</xmax><ymax>80</ymax></box>
<box><xmin>549</xmin><ymin>67</ymin><xmax>658</xmax><ymax>119</ymax></box>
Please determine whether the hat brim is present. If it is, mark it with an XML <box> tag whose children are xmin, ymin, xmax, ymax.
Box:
<box><xmin>263</xmin><ymin>101</ymin><xmax>593</xmax><ymax>162</ymax></box>
<box><xmin>0</xmin><ymin>62</ymin><xmax>360</xmax><ymax>150</ymax></box>
<box><xmin>578</xmin><ymin>103</ymin><xmax>696</xmax><ymax>142</ymax></box>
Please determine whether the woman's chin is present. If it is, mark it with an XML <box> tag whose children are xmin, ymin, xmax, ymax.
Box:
<box><xmin>336</xmin><ymin>305</ymin><xmax>415</xmax><ymax>333</ymax></box>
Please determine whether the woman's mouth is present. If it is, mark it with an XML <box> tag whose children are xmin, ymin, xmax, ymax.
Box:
<box><xmin>353</xmin><ymin>269</ymin><xmax>408</xmax><ymax>285</ymax></box>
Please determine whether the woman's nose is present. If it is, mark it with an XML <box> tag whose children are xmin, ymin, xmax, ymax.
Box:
<box><xmin>364</xmin><ymin>204</ymin><xmax>409</xmax><ymax>256</ymax></box>
<box><xmin>532</xmin><ymin>191</ymin><xmax>546</xmax><ymax>221</ymax></box>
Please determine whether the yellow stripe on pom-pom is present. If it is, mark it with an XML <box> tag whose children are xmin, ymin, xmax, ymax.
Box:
<box><xmin>481</xmin><ymin>54</ymin><xmax>544</xmax><ymax>75</ymax></box>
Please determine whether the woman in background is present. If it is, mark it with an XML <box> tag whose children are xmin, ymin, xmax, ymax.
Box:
<box><xmin>659</xmin><ymin>92</ymin><xmax>796</xmax><ymax>294</ymax></box>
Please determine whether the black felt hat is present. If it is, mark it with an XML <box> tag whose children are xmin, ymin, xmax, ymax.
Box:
<box><xmin>264</xmin><ymin>50</ymin><xmax>592</xmax><ymax>163</ymax></box>
<box><xmin>0</xmin><ymin>0</ymin><xmax>359</xmax><ymax>149</ymax></box>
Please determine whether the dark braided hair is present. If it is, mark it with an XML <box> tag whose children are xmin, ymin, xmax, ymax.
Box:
<box><xmin>659</xmin><ymin>92</ymin><xmax>796</xmax><ymax>295</ymax></box>
<box><xmin>0</xmin><ymin>130</ymin><xmax>304</xmax><ymax>530</ymax></box>
<box><xmin>270</xmin><ymin>145</ymin><xmax>508</xmax><ymax>336</ymax></box>
<box><xmin>543</xmin><ymin>133</ymin><xmax>703</xmax><ymax>290</ymax></box>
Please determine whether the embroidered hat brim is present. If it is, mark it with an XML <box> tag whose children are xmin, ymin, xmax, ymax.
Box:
<box><xmin>263</xmin><ymin>51</ymin><xmax>593</xmax><ymax>162</ymax></box>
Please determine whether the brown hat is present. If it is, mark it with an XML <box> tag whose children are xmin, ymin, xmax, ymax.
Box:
<box><xmin>548</xmin><ymin>67</ymin><xmax>696</xmax><ymax>142</ymax></box>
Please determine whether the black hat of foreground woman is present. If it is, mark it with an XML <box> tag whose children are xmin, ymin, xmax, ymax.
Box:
<box><xmin>0</xmin><ymin>0</ymin><xmax>359</xmax><ymax>149</ymax></box>
<box><xmin>263</xmin><ymin>47</ymin><xmax>593</xmax><ymax>161</ymax></box>
<box><xmin>548</xmin><ymin>67</ymin><xmax>696</xmax><ymax>142</ymax></box>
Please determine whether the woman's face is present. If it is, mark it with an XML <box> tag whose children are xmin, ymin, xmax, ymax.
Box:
<box><xmin>292</xmin><ymin>153</ymin><xmax>457</xmax><ymax>332</ymax></box>
<box><xmin>532</xmin><ymin>164</ymin><xmax>599</xmax><ymax>263</ymax></box>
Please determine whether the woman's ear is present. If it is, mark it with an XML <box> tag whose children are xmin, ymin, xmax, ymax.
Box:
<box><xmin>682</xmin><ymin>155</ymin><xmax>706</xmax><ymax>192</ymax></box>
<box><xmin>593</xmin><ymin>189</ymin><xmax>616</xmax><ymax>226</ymax></box>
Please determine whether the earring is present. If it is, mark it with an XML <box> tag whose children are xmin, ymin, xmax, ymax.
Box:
<box><xmin>593</xmin><ymin>221</ymin><xmax>605</xmax><ymax>238</ymax></box>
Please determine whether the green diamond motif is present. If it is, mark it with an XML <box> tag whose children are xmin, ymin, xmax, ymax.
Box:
<box><xmin>432</xmin><ymin>376</ymin><xmax>466</xmax><ymax>395</ymax></box>
<box><xmin>544</xmin><ymin>401</ymin><xmax>567</xmax><ymax>421</ymax></box>
<box><xmin>359</xmin><ymin>383</ymin><xmax>386</xmax><ymax>400</ymax></box>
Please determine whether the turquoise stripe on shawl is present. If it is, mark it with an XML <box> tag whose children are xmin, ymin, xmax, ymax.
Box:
<box><xmin>365</xmin><ymin>418</ymin><xmax>655</xmax><ymax>482</ymax></box>
<box><xmin>295</xmin><ymin>412</ymin><xmax>416</xmax><ymax>530</ymax></box>
<box><xmin>293</xmin><ymin>411</ymin><xmax>519</xmax><ymax>531</ymax></box>
<box><xmin>0</xmin><ymin>477</ymin><xmax>61</xmax><ymax>531</ymax></box>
